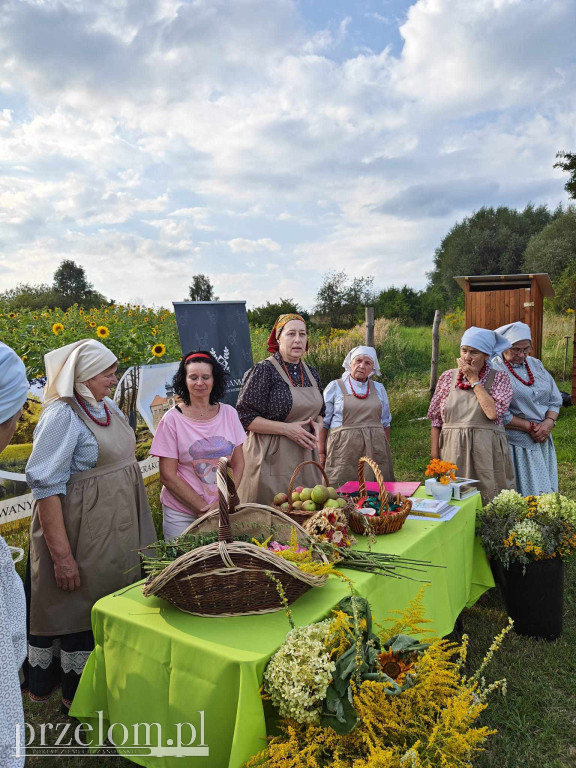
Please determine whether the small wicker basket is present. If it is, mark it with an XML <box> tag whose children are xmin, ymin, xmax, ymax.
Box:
<box><xmin>347</xmin><ymin>456</ymin><xmax>412</xmax><ymax>536</ymax></box>
<box><xmin>142</xmin><ymin>458</ymin><xmax>329</xmax><ymax>617</ymax></box>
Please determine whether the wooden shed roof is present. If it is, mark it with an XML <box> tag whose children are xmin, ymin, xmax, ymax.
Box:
<box><xmin>453</xmin><ymin>273</ymin><xmax>554</xmax><ymax>297</ymax></box>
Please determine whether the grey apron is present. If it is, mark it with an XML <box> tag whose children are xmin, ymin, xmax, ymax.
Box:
<box><xmin>325</xmin><ymin>378</ymin><xmax>395</xmax><ymax>489</ymax></box>
<box><xmin>439</xmin><ymin>369</ymin><xmax>516</xmax><ymax>505</ymax></box>
<box><xmin>29</xmin><ymin>400</ymin><xmax>157</xmax><ymax>635</ymax></box>
<box><xmin>237</xmin><ymin>357</ymin><xmax>324</xmax><ymax>505</ymax></box>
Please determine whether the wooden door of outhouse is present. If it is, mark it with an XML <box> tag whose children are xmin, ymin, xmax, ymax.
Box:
<box><xmin>454</xmin><ymin>274</ymin><xmax>554</xmax><ymax>359</ymax></box>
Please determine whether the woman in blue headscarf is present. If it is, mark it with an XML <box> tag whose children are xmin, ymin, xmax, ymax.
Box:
<box><xmin>491</xmin><ymin>322</ymin><xmax>562</xmax><ymax>496</ymax></box>
<box><xmin>0</xmin><ymin>342</ymin><xmax>29</xmax><ymax>768</ymax></box>
<box><xmin>427</xmin><ymin>327</ymin><xmax>516</xmax><ymax>504</ymax></box>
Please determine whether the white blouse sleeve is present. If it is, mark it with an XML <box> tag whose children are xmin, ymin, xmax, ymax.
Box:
<box><xmin>322</xmin><ymin>380</ymin><xmax>341</xmax><ymax>429</ymax></box>
<box><xmin>374</xmin><ymin>382</ymin><xmax>392</xmax><ymax>427</ymax></box>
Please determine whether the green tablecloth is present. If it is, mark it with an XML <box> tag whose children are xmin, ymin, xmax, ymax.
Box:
<box><xmin>70</xmin><ymin>492</ymin><xmax>493</xmax><ymax>768</ymax></box>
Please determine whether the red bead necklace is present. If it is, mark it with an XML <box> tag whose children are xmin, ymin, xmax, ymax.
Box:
<box><xmin>457</xmin><ymin>364</ymin><xmax>487</xmax><ymax>390</ymax></box>
<box><xmin>75</xmin><ymin>393</ymin><xmax>112</xmax><ymax>427</ymax></box>
<box><xmin>349</xmin><ymin>377</ymin><xmax>370</xmax><ymax>399</ymax></box>
<box><xmin>281</xmin><ymin>359</ymin><xmax>304</xmax><ymax>387</ymax></box>
<box><xmin>504</xmin><ymin>358</ymin><xmax>534</xmax><ymax>387</ymax></box>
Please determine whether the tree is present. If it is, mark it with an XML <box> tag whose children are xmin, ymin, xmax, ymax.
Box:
<box><xmin>428</xmin><ymin>205</ymin><xmax>557</xmax><ymax>302</ymax></box>
<box><xmin>53</xmin><ymin>260</ymin><xmax>92</xmax><ymax>304</ymax></box>
<box><xmin>187</xmin><ymin>274</ymin><xmax>218</xmax><ymax>301</ymax></box>
<box><xmin>0</xmin><ymin>283</ymin><xmax>63</xmax><ymax>311</ymax></box>
<box><xmin>523</xmin><ymin>207</ymin><xmax>576</xmax><ymax>310</ymax></box>
<box><xmin>554</xmin><ymin>151</ymin><xmax>576</xmax><ymax>199</ymax></box>
<box><xmin>247</xmin><ymin>298</ymin><xmax>309</xmax><ymax>327</ymax></box>
<box><xmin>314</xmin><ymin>271</ymin><xmax>375</xmax><ymax>329</ymax></box>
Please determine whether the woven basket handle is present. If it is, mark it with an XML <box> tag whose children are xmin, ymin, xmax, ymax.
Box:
<box><xmin>286</xmin><ymin>460</ymin><xmax>330</xmax><ymax>511</ymax></box>
<box><xmin>217</xmin><ymin>457</ymin><xmax>239</xmax><ymax>542</ymax></box>
<box><xmin>357</xmin><ymin>456</ymin><xmax>389</xmax><ymax>513</ymax></box>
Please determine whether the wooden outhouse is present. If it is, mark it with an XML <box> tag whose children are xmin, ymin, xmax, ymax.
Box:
<box><xmin>453</xmin><ymin>273</ymin><xmax>554</xmax><ymax>359</ymax></box>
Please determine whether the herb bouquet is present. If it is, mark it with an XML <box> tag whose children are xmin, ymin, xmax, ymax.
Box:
<box><xmin>246</xmin><ymin>590</ymin><xmax>511</xmax><ymax>768</ymax></box>
<box><xmin>477</xmin><ymin>490</ymin><xmax>576</xmax><ymax>639</ymax></box>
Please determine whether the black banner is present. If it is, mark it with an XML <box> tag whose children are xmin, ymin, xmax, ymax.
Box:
<box><xmin>173</xmin><ymin>301</ymin><xmax>254</xmax><ymax>406</ymax></box>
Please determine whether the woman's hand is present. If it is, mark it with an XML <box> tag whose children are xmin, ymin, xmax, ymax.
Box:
<box><xmin>531</xmin><ymin>420</ymin><xmax>553</xmax><ymax>443</ymax></box>
<box><xmin>457</xmin><ymin>356</ymin><xmax>482</xmax><ymax>383</ymax></box>
<box><xmin>53</xmin><ymin>554</ymin><xmax>81</xmax><ymax>592</ymax></box>
<box><xmin>283</xmin><ymin>420</ymin><xmax>318</xmax><ymax>450</ymax></box>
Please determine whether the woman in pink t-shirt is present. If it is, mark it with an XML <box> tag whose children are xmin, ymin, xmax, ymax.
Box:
<box><xmin>150</xmin><ymin>350</ymin><xmax>246</xmax><ymax>538</ymax></box>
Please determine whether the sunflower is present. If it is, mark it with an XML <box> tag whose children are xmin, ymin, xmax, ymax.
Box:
<box><xmin>89</xmin><ymin>321</ymin><xmax>97</xmax><ymax>327</ymax></box>
<box><xmin>96</xmin><ymin>325</ymin><xmax>110</xmax><ymax>338</ymax></box>
<box><xmin>52</xmin><ymin>322</ymin><xmax>64</xmax><ymax>335</ymax></box>
<box><xmin>151</xmin><ymin>328</ymin><xmax>157</xmax><ymax>336</ymax></box>
<box><xmin>152</xmin><ymin>343</ymin><xmax>166</xmax><ymax>358</ymax></box>
<box><xmin>377</xmin><ymin>649</ymin><xmax>417</xmax><ymax>686</ymax></box>
<box><xmin>21</xmin><ymin>355</ymin><xmax>28</xmax><ymax>361</ymax></box>
<box><xmin>8</xmin><ymin>312</ymin><xmax>16</xmax><ymax>318</ymax></box>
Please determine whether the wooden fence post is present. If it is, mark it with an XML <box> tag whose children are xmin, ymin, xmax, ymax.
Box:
<box><xmin>365</xmin><ymin>307</ymin><xmax>374</xmax><ymax>346</ymax></box>
<box><xmin>430</xmin><ymin>310</ymin><xmax>441</xmax><ymax>396</ymax></box>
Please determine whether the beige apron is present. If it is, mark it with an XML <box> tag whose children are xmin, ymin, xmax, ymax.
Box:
<box><xmin>439</xmin><ymin>369</ymin><xmax>516</xmax><ymax>505</ymax></box>
<box><xmin>238</xmin><ymin>357</ymin><xmax>324</xmax><ymax>505</ymax></box>
<box><xmin>29</xmin><ymin>400</ymin><xmax>157</xmax><ymax>636</ymax></box>
<box><xmin>325</xmin><ymin>379</ymin><xmax>395</xmax><ymax>489</ymax></box>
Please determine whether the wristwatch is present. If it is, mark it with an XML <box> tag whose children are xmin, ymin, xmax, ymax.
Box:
<box><xmin>470</xmin><ymin>381</ymin><xmax>481</xmax><ymax>389</ymax></box>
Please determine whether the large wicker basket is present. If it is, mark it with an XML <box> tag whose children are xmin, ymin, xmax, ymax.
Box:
<box><xmin>142</xmin><ymin>458</ymin><xmax>330</xmax><ymax>617</ymax></box>
<box><xmin>348</xmin><ymin>456</ymin><xmax>412</xmax><ymax>536</ymax></box>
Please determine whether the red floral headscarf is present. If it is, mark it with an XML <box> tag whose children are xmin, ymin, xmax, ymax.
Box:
<box><xmin>266</xmin><ymin>313</ymin><xmax>308</xmax><ymax>354</ymax></box>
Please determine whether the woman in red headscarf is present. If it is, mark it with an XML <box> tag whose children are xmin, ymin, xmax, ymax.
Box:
<box><xmin>236</xmin><ymin>314</ymin><xmax>325</xmax><ymax>504</ymax></box>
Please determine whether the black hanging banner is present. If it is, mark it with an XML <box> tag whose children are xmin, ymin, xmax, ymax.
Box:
<box><xmin>172</xmin><ymin>301</ymin><xmax>254</xmax><ymax>406</ymax></box>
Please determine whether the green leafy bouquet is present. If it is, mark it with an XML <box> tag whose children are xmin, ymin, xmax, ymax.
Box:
<box><xmin>477</xmin><ymin>490</ymin><xmax>576</xmax><ymax>568</ymax></box>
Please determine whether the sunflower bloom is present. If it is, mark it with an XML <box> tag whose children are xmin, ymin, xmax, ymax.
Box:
<box><xmin>52</xmin><ymin>322</ymin><xmax>64</xmax><ymax>335</ymax></box>
<box><xmin>96</xmin><ymin>325</ymin><xmax>110</xmax><ymax>339</ymax></box>
<box><xmin>152</xmin><ymin>343</ymin><xmax>166</xmax><ymax>358</ymax></box>
<box><xmin>89</xmin><ymin>321</ymin><xmax>97</xmax><ymax>327</ymax></box>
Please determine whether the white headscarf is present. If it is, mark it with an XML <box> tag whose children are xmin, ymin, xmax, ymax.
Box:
<box><xmin>460</xmin><ymin>326</ymin><xmax>511</xmax><ymax>357</ymax></box>
<box><xmin>342</xmin><ymin>346</ymin><xmax>381</xmax><ymax>377</ymax></box>
<box><xmin>0</xmin><ymin>342</ymin><xmax>28</xmax><ymax>424</ymax></box>
<box><xmin>43</xmin><ymin>339</ymin><xmax>117</xmax><ymax>407</ymax></box>
<box><xmin>494</xmin><ymin>322</ymin><xmax>532</xmax><ymax>345</ymax></box>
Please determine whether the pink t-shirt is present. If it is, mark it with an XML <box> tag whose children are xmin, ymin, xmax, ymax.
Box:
<box><xmin>150</xmin><ymin>404</ymin><xmax>247</xmax><ymax>516</ymax></box>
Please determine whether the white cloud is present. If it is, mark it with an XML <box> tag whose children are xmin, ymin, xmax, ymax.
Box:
<box><xmin>0</xmin><ymin>0</ymin><xmax>573</xmax><ymax>312</ymax></box>
<box><xmin>228</xmin><ymin>238</ymin><xmax>282</xmax><ymax>253</ymax></box>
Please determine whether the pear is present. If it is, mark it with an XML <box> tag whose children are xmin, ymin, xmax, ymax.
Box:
<box><xmin>327</xmin><ymin>486</ymin><xmax>338</xmax><ymax>500</ymax></box>
<box><xmin>311</xmin><ymin>485</ymin><xmax>329</xmax><ymax>505</ymax></box>
<box><xmin>292</xmin><ymin>500</ymin><xmax>303</xmax><ymax>510</ymax></box>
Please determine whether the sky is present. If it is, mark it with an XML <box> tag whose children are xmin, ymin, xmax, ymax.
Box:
<box><xmin>0</xmin><ymin>0</ymin><xmax>574</xmax><ymax>311</ymax></box>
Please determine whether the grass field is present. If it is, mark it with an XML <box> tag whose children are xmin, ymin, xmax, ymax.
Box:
<box><xmin>4</xmin><ymin>312</ymin><xmax>576</xmax><ymax>767</ymax></box>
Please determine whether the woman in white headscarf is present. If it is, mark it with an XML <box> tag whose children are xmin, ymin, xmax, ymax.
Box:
<box><xmin>319</xmin><ymin>346</ymin><xmax>394</xmax><ymax>489</ymax></box>
<box><xmin>24</xmin><ymin>339</ymin><xmax>156</xmax><ymax>714</ymax></box>
<box><xmin>0</xmin><ymin>342</ymin><xmax>28</xmax><ymax>768</ymax></box>
<box><xmin>491</xmin><ymin>322</ymin><xmax>562</xmax><ymax>496</ymax></box>
<box><xmin>427</xmin><ymin>327</ymin><xmax>516</xmax><ymax>504</ymax></box>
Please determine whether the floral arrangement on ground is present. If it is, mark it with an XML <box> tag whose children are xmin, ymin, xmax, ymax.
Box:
<box><xmin>246</xmin><ymin>589</ymin><xmax>511</xmax><ymax>768</ymax></box>
<box><xmin>477</xmin><ymin>490</ymin><xmax>576</xmax><ymax>567</ymax></box>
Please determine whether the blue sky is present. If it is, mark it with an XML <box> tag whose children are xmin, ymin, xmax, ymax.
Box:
<box><xmin>0</xmin><ymin>0</ymin><xmax>574</xmax><ymax>310</ymax></box>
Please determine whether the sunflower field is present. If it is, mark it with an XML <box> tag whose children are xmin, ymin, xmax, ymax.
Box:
<box><xmin>0</xmin><ymin>304</ymin><xmax>180</xmax><ymax>378</ymax></box>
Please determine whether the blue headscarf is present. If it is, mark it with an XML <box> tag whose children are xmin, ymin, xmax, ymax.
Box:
<box><xmin>460</xmin><ymin>327</ymin><xmax>511</xmax><ymax>357</ymax></box>
<box><xmin>0</xmin><ymin>342</ymin><xmax>28</xmax><ymax>424</ymax></box>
